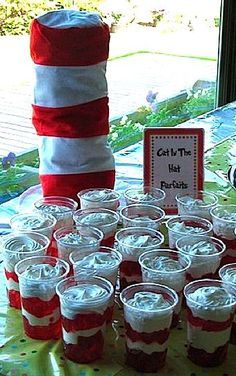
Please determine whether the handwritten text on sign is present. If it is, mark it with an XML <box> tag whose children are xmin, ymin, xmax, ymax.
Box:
<box><xmin>144</xmin><ymin>128</ymin><xmax>204</xmax><ymax>214</ymax></box>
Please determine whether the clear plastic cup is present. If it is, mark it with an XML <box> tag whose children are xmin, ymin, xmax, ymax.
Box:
<box><xmin>56</xmin><ymin>275</ymin><xmax>114</xmax><ymax>363</ymax></box>
<box><xmin>184</xmin><ymin>279</ymin><xmax>236</xmax><ymax>367</ymax></box>
<box><xmin>115</xmin><ymin>227</ymin><xmax>164</xmax><ymax>290</ymax></box>
<box><xmin>175</xmin><ymin>191</ymin><xmax>218</xmax><ymax>220</ymax></box>
<box><xmin>15</xmin><ymin>255</ymin><xmax>69</xmax><ymax>339</ymax></box>
<box><xmin>219</xmin><ymin>263</ymin><xmax>236</xmax><ymax>344</ymax></box>
<box><xmin>139</xmin><ymin>249</ymin><xmax>191</xmax><ymax>327</ymax></box>
<box><xmin>34</xmin><ymin>196</ymin><xmax>78</xmax><ymax>257</ymax></box>
<box><xmin>176</xmin><ymin>235</ymin><xmax>226</xmax><ymax>281</ymax></box>
<box><xmin>124</xmin><ymin>186</ymin><xmax>166</xmax><ymax>208</ymax></box>
<box><xmin>120</xmin><ymin>283</ymin><xmax>178</xmax><ymax>372</ymax></box>
<box><xmin>1</xmin><ymin>232</ymin><xmax>50</xmax><ymax>309</ymax></box>
<box><xmin>166</xmin><ymin>215</ymin><xmax>213</xmax><ymax>249</ymax></box>
<box><xmin>77</xmin><ymin>188</ymin><xmax>120</xmax><ymax>210</ymax></box>
<box><xmin>54</xmin><ymin>224</ymin><xmax>103</xmax><ymax>262</ymax></box>
<box><xmin>120</xmin><ymin>204</ymin><xmax>165</xmax><ymax>230</ymax></box>
<box><xmin>210</xmin><ymin>204</ymin><xmax>236</xmax><ymax>265</ymax></box>
<box><xmin>73</xmin><ymin>208</ymin><xmax>119</xmax><ymax>247</ymax></box>
<box><xmin>10</xmin><ymin>212</ymin><xmax>56</xmax><ymax>239</ymax></box>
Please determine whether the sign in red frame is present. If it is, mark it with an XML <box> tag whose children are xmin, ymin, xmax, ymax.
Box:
<box><xmin>144</xmin><ymin>127</ymin><xmax>204</xmax><ymax>214</ymax></box>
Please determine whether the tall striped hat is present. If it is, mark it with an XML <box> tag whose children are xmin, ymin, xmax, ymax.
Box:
<box><xmin>30</xmin><ymin>10</ymin><xmax>115</xmax><ymax>202</ymax></box>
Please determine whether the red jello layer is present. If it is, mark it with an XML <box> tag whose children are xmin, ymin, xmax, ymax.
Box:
<box><xmin>125</xmin><ymin>345</ymin><xmax>167</xmax><ymax>372</ymax></box>
<box><xmin>120</xmin><ymin>260</ymin><xmax>141</xmax><ymax>277</ymax></box>
<box><xmin>125</xmin><ymin>321</ymin><xmax>169</xmax><ymax>344</ymax></box>
<box><xmin>101</xmin><ymin>235</ymin><xmax>115</xmax><ymax>247</ymax></box>
<box><xmin>8</xmin><ymin>289</ymin><xmax>21</xmax><ymax>309</ymax></box>
<box><xmin>22</xmin><ymin>315</ymin><xmax>61</xmax><ymax>339</ymax></box>
<box><xmin>186</xmin><ymin>307</ymin><xmax>233</xmax><ymax>331</ymax></box>
<box><xmin>62</xmin><ymin>311</ymin><xmax>106</xmax><ymax>332</ymax></box>
<box><xmin>21</xmin><ymin>294</ymin><xmax>59</xmax><ymax>317</ymax></box>
<box><xmin>5</xmin><ymin>269</ymin><xmax>18</xmax><ymax>282</ymax></box>
<box><xmin>187</xmin><ymin>343</ymin><xmax>228</xmax><ymax>367</ymax></box>
<box><xmin>46</xmin><ymin>242</ymin><xmax>58</xmax><ymax>257</ymax></box>
<box><xmin>63</xmin><ymin>330</ymin><xmax>104</xmax><ymax>363</ymax></box>
<box><xmin>120</xmin><ymin>277</ymin><xmax>140</xmax><ymax>291</ymax></box>
<box><xmin>230</xmin><ymin>321</ymin><xmax>236</xmax><ymax>344</ymax></box>
<box><xmin>221</xmin><ymin>254</ymin><xmax>236</xmax><ymax>266</ymax></box>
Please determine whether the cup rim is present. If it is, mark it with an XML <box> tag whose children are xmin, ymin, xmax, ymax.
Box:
<box><xmin>165</xmin><ymin>215</ymin><xmax>213</xmax><ymax>235</ymax></box>
<box><xmin>138</xmin><ymin>249</ymin><xmax>191</xmax><ymax>274</ymax></box>
<box><xmin>175</xmin><ymin>190</ymin><xmax>218</xmax><ymax>208</ymax></box>
<box><xmin>175</xmin><ymin>235</ymin><xmax>226</xmax><ymax>258</ymax></box>
<box><xmin>10</xmin><ymin>212</ymin><xmax>57</xmax><ymax>231</ymax></box>
<box><xmin>115</xmin><ymin>227</ymin><xmax>165</xmax><ymax>249</ymax></box>
<box><xmin>1</xmin><ymin>231</ymin><xmax>50</xmax><ymax>254</ymax></box>
<box><xmin>34</xmin><ymin>195</ymin><xmax>78</xmax><ymax>212</ymax></box>
<box><xmin>210</xmin><ymin>204</ymin><xmax>236</xmax><ymax>224</ymax></box>
<box><xmin>73</xmin><ymin>208</ymin><xmax>120</xmax><ymax>228</ymax></box>
<box><xmin>120</xmin><ymin>203</ymin><xmax>165</xmax><ymax>223</ymax></box>
<box><xmin>77</xmin><ymin>188</ymin><xmax>121</xmax><ymax>203</ymax></box>
<box><xmin>120</xmin><ymin>282</ymin><xmax>178</xmax><ymax>313</ymax></box>
<box><xmin>124</xmin><ymin>186</ymin><xmax>166</xmax><ymax>201</ymax></box>
<box><xmin>69</xmin><ymin>246</ymin><xmax>122</xmax><ymax>266</ymax></box>
<box><xmin>219</xmin><ymin>263</ymin><xmax>236</xmax><ymax>281</ymax></box>
<box><xmin>53</xmin><ymin>224</ymin><xmax>104</xmax><ymax>244</ymax></box>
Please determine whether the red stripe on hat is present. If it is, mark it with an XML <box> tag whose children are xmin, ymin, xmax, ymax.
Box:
<box><xmin>32</xmin><ymin>97</ymin><xmax>109</xmax><ymax>138</ymax></box>
<box><xmin>30</xmin><ymin>19</ymin><xmax>110</xmax><ymax>67</ymax></box>
<box><xmin>40</xmin><ymin>170</ymin><xmax>115</xmax><ymax>202</ymax></box>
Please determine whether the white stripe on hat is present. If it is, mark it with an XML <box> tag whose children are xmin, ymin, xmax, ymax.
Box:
<box><xmin>33</xmin><ymin>63</ymin><xmax>108</xmax><ymax>108</ymax></box>
<box><xmin>37</xmin><ymin>10</ymin><xmax>103</xmax><ymax>28</ymax></box>
<box><xmin>38</xmin><ymin>135</ymin><xmax>115</xmax><ymax>175</ymax></box>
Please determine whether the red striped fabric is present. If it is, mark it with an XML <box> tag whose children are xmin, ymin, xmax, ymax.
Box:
<box><xmin>30</xmin><ymin>19</ymin><xmax>110</xmax><ymax>67</ymax></box>
<box><xmin>32</xmin><ymin>97</ymin><xmax>109</xmax><ymax>138</ymax></box>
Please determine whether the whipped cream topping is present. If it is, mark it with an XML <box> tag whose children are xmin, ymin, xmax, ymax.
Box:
<box><xmin>62</xmin><ymin>284</ymin><xmax>109</xmax><ymax>305</ymax></box>
<box><xmin>59</xmin><ymin>232</ymin><xmax>97</xmax><ymax>245</ymax></box>
<box><xmin>38</xmin><ymin>204</ymin><xmax>71</xmax><ymax>215</ymax></box>
<box><xmin>171</xmin><ymin>222</ymin><xmax>206</xmax><ymax>235</ymax></box>
<box><xmin>127</xmin><ymin>291</ymin><xmax>171</xmax><ymax>310</ymax></box>
<box><xmin>74</xmin><ymin>252</ymin><xmax>119</xmax><ymax>270</ymax></box>
<box><xmin>181</xmin><ymin>240</ymin><xmax>218</xmax><ymax>256</ymax></box>
<box><xmin>3</xmin><ymin>235</ymin><xmax>42</xmax><ymax>253</ymax></box>
<box><xmin>22</xmin><ymin>263</ymin><xmax>65</xmax><ymax>280</ymax></box>
<box><xmin>128</xmin><ymin>192</ymin><xmax>157</xmax><ymax>202</ymax></box>
<box><xmin>121</xmin><ymin>234</ymin><xmax>161</xmax><ymax>248</ymax></box>
<box><xmin>215</xmin><ymin>210</ymin><xmax>236</xmax><ymax>221</ymax></box>
<box><xmin>11</xmin><ymin>214</ymin><xmax>54</xmax><ymax>231</ymax></box>
<box><xmin>79</xmin><ymin>213</ymin><xmax>116</xmax><ymax>226</ymax></box>
<box><xmin>143</xmin><ymin>255</ymin><xmax>183</xmax><ymax>272</ymax></box>
<box><xmin>81</xmin><ymin>189</ymin><xmax>118</xmax><ymax>202</ymax></box>
<box><xmin>179</xmin><ymin>196</ymin><xmax>209</xmax><ymax>208</ymax></box>
<box><xmin>221</xmin><ymin>268</ymin><xmax>236</xmax><ymax>284</ymax></box>
<box><xmin>188</xmin><ymin>286</ymin><xmax>235</xmax><ymax>307</ymax></box>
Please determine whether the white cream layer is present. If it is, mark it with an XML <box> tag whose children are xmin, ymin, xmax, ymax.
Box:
<box><xmin>126</xmin><ymin>337</ymin><xmax>168</xmax><ymax>354</ymax></box>
<box><xmin>22</xmin><ymin>307</ymin><xmax>60</xmax><ymax>326</ymax></box>
<box><xmin>62</xmin><ymin>323</ymin><xmax>106</xmax><ymax>344</ymax></box>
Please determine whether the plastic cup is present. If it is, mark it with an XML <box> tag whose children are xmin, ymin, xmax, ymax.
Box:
<box><xmin>115</xmin><ymin>227</ymin><xmax>164</xmax><ymax>290</ymax></box>
<box><xmin>120</xmin><ymin>283</ymin><xmax>178</xmax><ymax>372</ymax></box>
<box><xmin>73</xmin><ymin>208</ymin><xmax>119</xmax><ymax>247</ymax></box>
<box><xmin>54</xmin><ymin>224</ymin><xmax>103</xmax><ymax>262</ymax></box>
<box><xmin>219</xmin><ymin>263</ymin><xmax>236</xmax><ymax>344</ymax></box>
<box><xmin>15</xmin><ymin>255</ymin><xmax>69</xmax><ymax>339</ymax></box>
<box><xmin>120</xmin><ymin>204</ymin><xmax>165</xmax><ymax>230</ymax></box>
<box><xmin>10</xmin><ymin>212</ymin><xmax>56</xmax><ymax>239</ymax></box>
<box><xmin>210</xmin><ymin>205</ymin><xmax>236</xmax><ymax>265</ymax></box>
<box><xmin>176</xmin><ymin>235</ymin><xmax>226</xmax><ymax>281</ymax></box>
<box><xmin>77</xmin><ymin>188</ymin><xmax>120</xmax><ymax>210</ymax></box>
<box><xmin>184</xmin><ymin>279</ymin><xmax>236</xmax><ymax>367</ymax></box>
<box><xmin>56</xmin><ymin>275</ymin><xmax>114</xmax><ymax>363</ymax></box>
<box><xmin>165</xmin><ymin>215</ymin><xmax>213</xmax><ymax>249</ymax></box>
<box><xmin>139</xmin><ymin>249</ymin><xmax>191</xmax><ymax>327</ymax></box>
<box><xmin>34</xmin><ymin>196</ymin><xmax>78</xmax><ymax>257</ymax></box>
<box><xmin>175</xmin><ymin>191</ymin><xmax>218</xmax><ymax>220</ymax></box>
<box><xmin>1</xmin><ymin>232</ymin><xmax>50</xmax><ymax>309</ymax></box>
<box><xmin>124</xmin><ymin>186</ymin><xmax>166</xmax><ymax>208</ymax></box>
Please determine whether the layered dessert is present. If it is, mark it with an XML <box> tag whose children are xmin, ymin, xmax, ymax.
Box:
<box><xmin>176</xmin><ymin>191</ymin><xmax>218</xmax><ymax>221</ymax></box>
<box><xmin>73</xmin><ymin>208</ymin><xmax>119</xmax><ymax>247</ymax></box>
<box><xmin>120</xmin><ymin>204</ymin><xmax>165</xmax><ymax>230</ymax></box>
<box><xmin>120</xmin><ymin>284</ymin><xmax>177</xmax><ymax>372</ymax></box>
<box><xmin>219</xmin><ymin>263</ymin><xmax>236</xmax><ymax>344</ymax></box>
<box><xmin>166</xmin><ymin>215</ymin><xmax>213</xmax><ymax>249</ymax></box>
<box><xmin>176</xmin><ymin>235</ymin><xmax>225</xmax><ymax>281</ymax></box>
<box><xmin>56</xmin><ymin>277</ymin><xmax>113</xmax><ymax>363</ymax></box>
<box><xmin>78</xmin><ymin>188</ymin><xmax>120</xmax><ymax>210</ymax></box>
<box><xmin>2</xmin><ymin>233</ymin><xmax>49</xmax><ymax>308</ymax></box>
<box><xmin>184</xmin><ymin>280</ymin><xmax>236</xmax><ymax>366</ymax></box>
<box><xmin>124</xmin><ymin>186</ymin><xmax>165</xmax><ymax>208</ymax></box>
<box><xmin>15</xmin><ymin>256</ymin><xmax>69</xmax><ymax>339</ymax></box>
<box><xmin>210</xmin><ymin>205</ymin><xmax>236</xmax><ymax>265</ymax></box>
<box><xmin>10</xmin><ymin>212</ymin><xmax>56</xmax><ymax>239</ymax></box>
<box><xmin>115</xmin><ymin>228</ymin><xmax>164</xmax><ymax>290</ymax></box>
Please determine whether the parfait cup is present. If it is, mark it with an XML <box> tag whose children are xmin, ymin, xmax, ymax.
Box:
<box><xmin>184</xmin><ymin>279</ymin><xmax>236</xmax><ymax>367</ymax></box>
<box><xmin>139</xmin><ymin>249</ymin><xmax>191</xmax><ymax>327</ymax></box>
<box><xmin>124</xmin><ymin>185</ymin><xmax>166</xmax><ymax>208</ymax></box>
<box><xmin>56</xmin><ymin>275</ymin><xmax>114</xmax><ymax>363</ymax></box>
<box><xmin>73</xmin><ymin>208</ymin><xmax>119</xmax><ymax>247</ymax></box>
<box><xmin>34</xmin><ymin>196</ymin><xmax>78</xmax><ymax>257</ymax></box>
<box><xmin>176</xmin><ymin>235</ymin><xmax>226</xmax><ymax>282</ymax></box>
<box><xmin>15</xmin><ymin>255</ymin><xmax>69</xmax><ymax>339</ymax></box>
<box><xmin>175</xmin><ymin>190</ymin><xmax>218</xmax><ymax>220</ymax></box>
<box><xmin>120</xmin><ymin>204</ymin><xmax>165</xmax><ymax>230</ymax></box>
<box><xmin>165</xmin><ymin>215</ymin><xmax>213</xmax><ymax>249</ymax></box>
<box><xmin>1</xmin><ymin>232</ymin><xmax>50</xmax><ymax>309</ymax></box>
<box><xmin>120</xmin><ymin>283</ymin><xmax>178</xmax><ymax>373</ymax></box>
<box><xmin>115</xmin><ymin>227</ymin><xmax>164</xmax><ymax>290</ymax></box>
<box><xmin>219</xmin><ymin>263</ymin><xmax>236</xmax><ymax>344</ymax></box>
<box><xmin>210</xmin><ymin>204</ymin><xmax>236</xmax><ymax>265</ymax></box>
<box><xmin>10</xmin><ymin>212</ymin><xmax>56</xmax><ymax>240</ymax></box>
<box><xmin>54</xmin><ymin>224</ymin><xmax>103</xmax><ymax>262</ymax></box>
<box><xmin>77</xmin><ymin>188</ymin><xmax>120</xmax><ymax>210</ymax></box>
<box><xmin>70</xmin><ymin>246</ymin><xmax>122</xmax><ymax>322</ymax></box>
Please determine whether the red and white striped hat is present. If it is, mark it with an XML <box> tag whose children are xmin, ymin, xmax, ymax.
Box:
<box><xmin>30</xmin><ymin>10</ymin><xmax>115</xmax><ymax>202</ymax></box>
